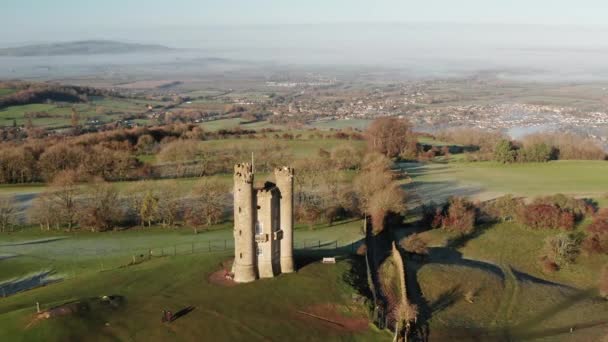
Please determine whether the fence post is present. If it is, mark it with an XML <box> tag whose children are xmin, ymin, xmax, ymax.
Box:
<box><xmin>161</xmin><ymin>247</ymin><xmax>164</xmax><ymax>256</ymax></box>
<box><xmin>174</xmin><ymin>245</ymin><xmax>177</xmax><ymax>256</ymax></box>
<box><xmin>148</xmin><ymin>249</ymin><xmax>152</xmax><ymax>260</ymax></box>
<box><xmin>208</xmin><ymin>241</ymin><xmax>211</xmax><ymax>252</ymax></box>
<box><xmin>224</xmin><ymin>240</ymin><xmax>227</xmax><ymax>250</ymax></box>
<box><xmin>318</xmin><ymin>240</ymin><xmax>321</xmax><ymax>249</ymax></box>
<box><xmin>192</xmin><ymin>243</ymin><xmax>194</xmax><ymax>254</ymax></box>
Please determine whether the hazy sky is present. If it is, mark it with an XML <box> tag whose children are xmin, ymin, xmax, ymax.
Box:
<box><xmin>2</xmin><ymin>0</ymin><xmax>608</xmax><ymax>79</ymax></box>
<box><xmin>2</xmin><ymin>0</ymin><xmax>608</xmax><ymax>43</ymax></box>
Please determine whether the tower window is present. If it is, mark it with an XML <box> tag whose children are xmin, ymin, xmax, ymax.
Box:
<box><xmin>238</xmin><ymin>207</ymin><xmax>241</xmax><ymax>213</ymax></box>
<box><xmin>255</xmin><ymin>221</ymin><xmax>264</xmax><ymax>235</ymax></box>
<box><xmin>239</xmin><ymin>230</ymin><xmax>242</xmax><ymax>236</ymax></box>
<box><xmin>239</xmin><ymin>253</ymin><xmax>242</xmax><ymax>259</ymax></box>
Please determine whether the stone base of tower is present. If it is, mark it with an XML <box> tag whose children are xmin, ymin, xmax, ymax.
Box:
<box><xmin>233</xmin><ymin>264</ymin><xmax>257</xmax><ymax>283</ymax></box>
<box><xmin>258</xmin><ymin>261</ymin><xmax>275</xmax><ymax>278</ymax></box>
<box><xmin>280</xmin><ymin>257</ymin><xmax>294</xmax><ymax>273</ymax></box>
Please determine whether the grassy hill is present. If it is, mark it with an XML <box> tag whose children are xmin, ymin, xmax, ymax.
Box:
<box><xmin>0</xmin><ymin>41</ymin><xmax>171</xmax><ymax>57</ymax></box>
<box><xmin>415</xmin><ymin>262</ymin><xmax>608</xmax><ymax>341</ymax></box>
<box><xmin>0</xmin><ymin>220</ymin><xmax>385</xmax><ymax>341</ymax></box>
<box><xmin>0</xmin><ymin>253</ymin><xmax>385</xmax><ymax>341</ymax></box>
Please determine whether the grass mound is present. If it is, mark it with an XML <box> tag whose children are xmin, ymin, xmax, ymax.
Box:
<box><xmin>0</xmin><ymin>253</ymin><xmax>386</xmax><ymax>341</ymax></box>
<box><xmin>413</xmin><ymin>262</ymin><xmax>608</xmax><ymax>341</ymax></box>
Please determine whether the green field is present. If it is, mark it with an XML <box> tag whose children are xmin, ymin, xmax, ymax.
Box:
<box><xmin>0</xmin><ymin>97</ymin><xmax>167</xmax><ymax>128</ymax></box>
<box><xmin>401</xmin><ymin>216</ymin><xmax>608</xmax><ymax>340</ymax></box>
<box><xmin>0</xmin><ymin>253</ymin><xmax>385</xmax><ymax>341</ymax></box>
<box><xmin>198</xmin><ymin>118</ymin><xmax>282</xmax><ymax>131</ymax></box>
<box><xmin>403</xmin><ymin>160</ymin><xmax>608</xmax><ymax>204</ymax></box>
<box><xmin>0</xmin><ymin>219</ymin><xmax>365</xmax><ymax>283</ymax></box>
<box><xmin>308</xmin><ymin>119</ymin><xmax>371</xmax><ymax>130</ymax></box>
<box><xmin>0</xmin><ymin>220</ymin><xmax>383</xmax><ymax>341</ymax></box>
<box><xmin>0</xmin><ymin>88</ymin><xmax>16</xmax><ymax>97</ymax></box>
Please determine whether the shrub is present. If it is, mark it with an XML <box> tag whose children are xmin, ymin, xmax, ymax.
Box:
<box><xmin>431</xmin><ymin>197</ymin><xmax>477</xmax><ymax>234</ymax></box>
<box><xmin>582</xmin><ymin>235</ymin><xmax>603</xmax><ymax>255</ymax></box>
<box><xmin>543</xmin><ymin>233</ymin><xmax>582</xmax><ymax>266</ymax></box>
<box><xmin>584</xmin><ymin>209</ymin><xmax>608</xmax><ymax>254</ymax></box>
<box><xmin>540</xmin><ymin>256</ymin><xmax>560</xmax><ymax>273</ymax></box>
<box><xmin>401</xmin><ymin>233</ymin><xmax>429</xmax><ymax>255</ymax></box>
<box><xmin>479</xmin><ymin>195</ymin><xmax>524</xmax><ymax>222</ymax></box>
<box><xmin>532</xmin><ymin>194</ymin><xmax>593</xmax><ymax>220</ymax></box>
<box><xmin>517</xmin><ymin>142</ymin><xmax>554</xmax><ymax>162</ymax></box>
<box><xmin>517</xmin><ymin>204</ymin><xmax>575</xmax><ymax>230</ymax></box>
<box><xmin>494</xmin><ymin>139</ymin><xmax>517</xmax><ymax>164</ymax></box>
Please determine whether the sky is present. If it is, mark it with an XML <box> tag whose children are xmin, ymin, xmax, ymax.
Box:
<box><xmin>2</xmin><ymin>0</ymin><xmax>608</xmax><ymax>79</ymax></box>
<box><xmin>1</xmin><ymin>0</ymin><xmax>608</xmax><ymax>44</ymax></box>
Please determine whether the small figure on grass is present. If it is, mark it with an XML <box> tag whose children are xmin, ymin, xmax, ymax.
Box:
<box><xmin>161</xmin><ymin>310</ymin><xmax>173</xmax><ymax>323</ymax></box>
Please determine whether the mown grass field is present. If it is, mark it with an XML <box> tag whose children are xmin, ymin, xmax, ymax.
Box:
<box><xmin>403</xmin><ymin>160</ymin><xmax>608</xmax><ymax>203</ymax></box>
<box><xmin>0</xmin><ymin>220</ymin><xmax>380</xmax><ymax>341</ymax></box>
<box><xmin>0</xmin><ymin>219</ymin><xmax>365</xmax><ymax>281</ymax></box>
<box><xmin>0</xmin><ymin>253</ymin><xmax>385</xmax><ymax>341</ymax></box>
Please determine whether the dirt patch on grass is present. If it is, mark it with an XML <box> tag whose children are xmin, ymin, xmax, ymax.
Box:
<box><xmin>294</xmin><ymin>303</ymin><xmax>369</xmax><ymax>333</ymax></box>
<box><xmin>207</xmin><ymin>259</ymin><xmax>236</xmax><ymax>287</ymax></box>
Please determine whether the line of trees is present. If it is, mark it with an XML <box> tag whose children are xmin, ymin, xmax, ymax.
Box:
<box><xmin>436</xmin><ymin>128</ymin><xmax>606</xmax><ymax>162</ymax></box>
<box><xmin>28</xmin><ymin>171</ymin><xmax>230</xmax><ymax>233</ymax></box>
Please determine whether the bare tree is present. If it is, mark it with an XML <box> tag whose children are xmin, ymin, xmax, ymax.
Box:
<box><xmin>157</xmin><ymin>180</ymin><xmax>183</xmax><ymax>228</ymax></box>
<box><xmin>185</xmin><ymin>178</ymin><xmax>229</xmax><ymax>233</ymax></box>
<box><xmin>29</xmin><ymin>192</ymin><xmax>59</xmax><ymax>231</ymax></box>
<box><xmin>0</xmin><ymin>196</ymin><xmax>15</xmax><ymax>232</ymax></box>
<box><xmin>48</xmin><ymin>170</ymin><xmax>80</xmax><ymax>231</ymax></box>
<box><xmin>366</xmin><ymin>117</ymin><xmax>417</xmax><ymax>158</ymax></box>
<box><xmin>78</xmin><ymin>179</ymin><xmax>122</xmax><ymax>232</ymax></box>
<box><xmin>354</xmin><ymin>153</ymin><xmax>406</xmax><ymax>234</ymax></box>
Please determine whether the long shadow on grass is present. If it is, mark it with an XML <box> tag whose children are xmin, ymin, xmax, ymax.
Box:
<box><xmin>445</xmin><ymin>222</ymin><xmax>495</xmax><ymax>250</ymax></box>
<box><xmin>0</xmin><ymin>270</ymin><xmax>62</xmax><ymax>297</ymax></box>
<box><xmin>294</xmin><ymin>238</ymin><xmax>364</xmax><ymax>269</ymax></box>
<box><xmin>171</xmin><ymin>306</ymin><xmax>195</xmax><ymax>322</ymax></box>
<box><xmin>0</xmin><ymin>236</ymin><xmax>68</xmax><ymax>247</ymax></box>
<box><xmin>511</xmin><ymin>268</ymin><xmax>576</xmax><ymax>289</ymax></box>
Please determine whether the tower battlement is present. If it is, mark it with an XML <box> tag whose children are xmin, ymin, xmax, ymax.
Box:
<box><xmin>274</xmin><ymin>166</ymin><xmax>294</xmax><ymax>180</ymax></box>
<box><xmin>234</xmin><ymin>163</ymin><xmax>253</xmax><ymax>183</ymax></box>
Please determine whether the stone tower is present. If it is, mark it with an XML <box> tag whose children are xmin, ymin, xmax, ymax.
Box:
<box><xmin>233</xmin><ymin>163</ymin><xmax>257</xmax><ymax>283</ymax></box>
<box><xmin>232</xmin><ymin>163</ymin><xmax>295</xmax><ymax>283</ymax></box>
<box><xmin>274</xmin><ymin>166</ymin><xmax>295</xmax><ymax>273</ymax></box>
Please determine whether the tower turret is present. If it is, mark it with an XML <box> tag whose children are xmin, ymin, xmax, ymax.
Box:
<box><xmin>274</xmin><ymin>166</ymin><xmax>295</xmax><ymax>273</ymax></box>
<box><xmin>233</xmin><ymin>163</ymin><xmax>257</xmax><ymax>283</ymax></box>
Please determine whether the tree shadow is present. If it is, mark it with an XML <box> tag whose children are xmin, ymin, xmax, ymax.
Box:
<box><xmin>294</xmin><ymin>238</ymin><xmax>364</xmax><ymax>269</ymax></box>
<box><xmin>445</xmin><ymin>221</ymin><xmax>495</xmax><ymax>249</ymax></box>
<box><xmin>511</xmin><ymin>268</ymin><xmax>575</xmax><ymax>289</ymax></box>
<box><xmin>429</xmin><ymin>285</ymin><xmax>462</xmax><ymax>315</ymax></box>
<box><xmin>170</xmin><ymin>306</ymin><xmax>195</xmax><ymax>322</ymax></box>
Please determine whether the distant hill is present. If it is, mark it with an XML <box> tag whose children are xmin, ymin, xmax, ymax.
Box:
<box><xmin>0</xmin><ymin>40</ymin><xmax>172</xmax><ymax>57</ymax></box>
